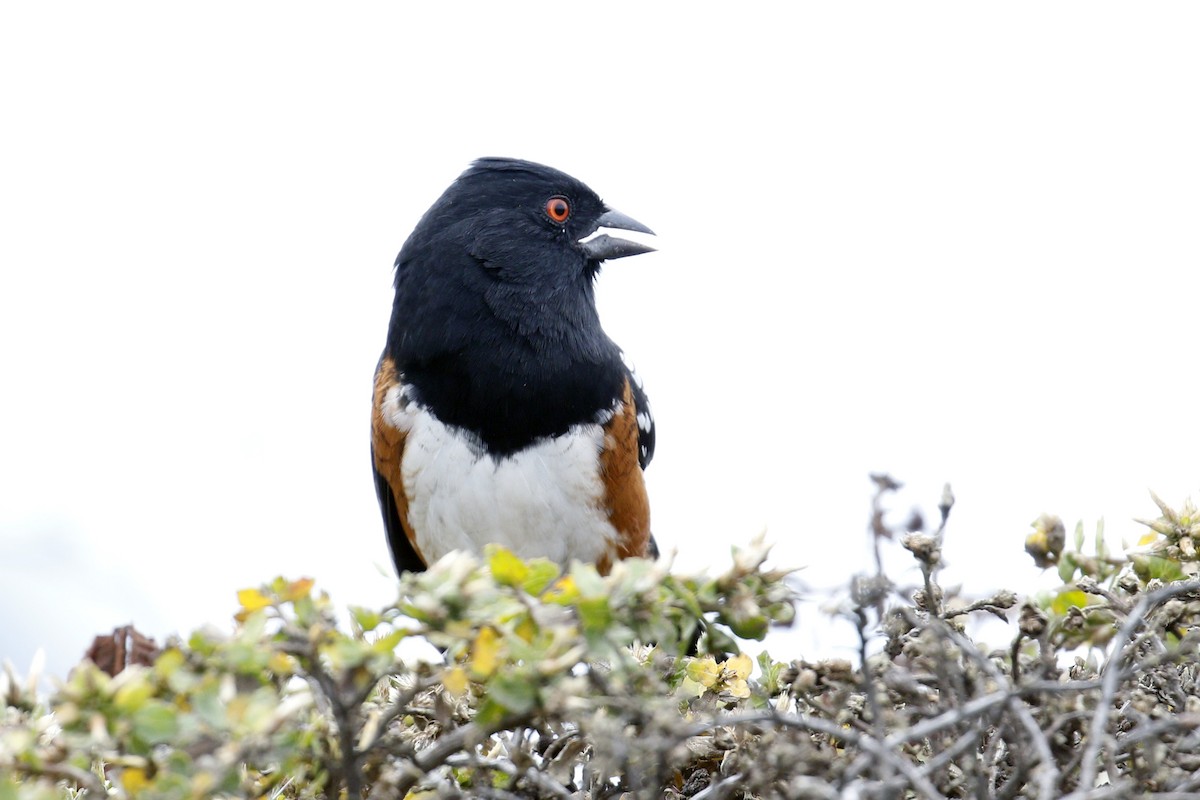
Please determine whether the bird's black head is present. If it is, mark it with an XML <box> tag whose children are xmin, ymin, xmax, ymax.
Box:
<box><xmin>386</xmin><ymin>158</ymin><xmax>655</xmax><ymax>451</ymax></box>
<box><xmin>403</xmin><ymin>157</ymin><xmax>652</xmax><ymax>282</ymax></box>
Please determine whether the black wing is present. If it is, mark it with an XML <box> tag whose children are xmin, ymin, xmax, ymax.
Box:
<box><xmin>622</xmin><ymin>355</ymin><xmax>658</xmax><ymax>558</ymax></box>
<box><xmin>623</xmin><ymin>358</ymin><xmax>655</xmax><ymax>470</ymax></box>
<box><xmin>372</xmin><ymin>455</ymin><xmax>426</xmax><ymax>575</ymax></box>
<box><xmin>371</xmin><ymin>355</ymin><xmax>427</xmax><ymax>576</ymax></box>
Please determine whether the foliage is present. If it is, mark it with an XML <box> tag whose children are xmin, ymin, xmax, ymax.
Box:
<box><xmin>5</xmin><ymin>484</ymin><xmax>1200</xmax><ymax>798</ymax></box>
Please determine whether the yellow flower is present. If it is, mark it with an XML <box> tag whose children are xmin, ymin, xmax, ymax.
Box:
<box><xmin>470</xmin><ymin>627</ymin><xmax>501</xmax><ymax>678</ymax></box>
<box><xmin>725</xmin><ymin>653</ymin><xmax>753</xmax><ymax>679</ymax></box>
<box><xmin>680</xmin><ymin>657</ymin><xmax>721</xmax><ymax>698</ymax></box>
<box><xmin>720</xmin><ymin>653</ymin><xmax>753</xmax><ymax>699</ymax></box>
<box><xmin>442</xmin><ymin>666</ymin><xmax>469</xmax><ymax>696</ymax></box>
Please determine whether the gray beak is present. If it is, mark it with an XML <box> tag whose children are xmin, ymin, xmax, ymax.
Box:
<box><xmin>579</xmin><ymin>208</ymin><xmax>656</xmax><ymax>261</ymax></box>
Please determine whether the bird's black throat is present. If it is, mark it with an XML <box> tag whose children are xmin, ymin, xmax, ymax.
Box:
<box><xmin>394</xmin><ymin>337</ymin><xmax>626</xmax><ymax>456</ymax></box>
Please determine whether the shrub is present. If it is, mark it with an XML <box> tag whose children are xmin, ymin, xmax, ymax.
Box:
<box><xmin>5</xmin><ymin>478</ymin><xmax>1200</xmax><ymax>798</ymax></box>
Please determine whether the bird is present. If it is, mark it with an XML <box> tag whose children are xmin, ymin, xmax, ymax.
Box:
<box><xmin>370</xmin><ymin>157</ymin><xmax>658</xmax><ymax>578</ymax></box>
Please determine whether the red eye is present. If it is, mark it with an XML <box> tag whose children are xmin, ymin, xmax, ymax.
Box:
<box><xmin>545</xmin><ymin>196</ymin><xmax>571</xmax><ymax>223</ymax></box>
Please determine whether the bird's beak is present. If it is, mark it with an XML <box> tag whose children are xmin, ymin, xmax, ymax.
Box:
<box><xmin>579</xmin><ymin>208</ymin><xmax>656</xmax><ymax>261</ymax></box>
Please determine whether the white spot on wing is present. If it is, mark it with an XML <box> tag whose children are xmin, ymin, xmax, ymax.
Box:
<box><xmin>620</xmin><ymin>350</ymin><xmax>645</xmax><ymax>391</ymax></box>
<box><xmin>382</xmin><ymin>380</ymin><xmax>420</xmax><ymax>434</ymax></box>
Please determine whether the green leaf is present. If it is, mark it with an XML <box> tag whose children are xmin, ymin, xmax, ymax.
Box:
<box><xmin>757</xmin><ymin>651</ymin><xmax>784</xmax><ymax>695</ymax></box>
<box><xmin>154</xmin><ymin>647</ymin><xmax>185</xmax><ymax>680</ymax></box>
<box><xmin>522</xmin><ymin>559</ymin><xmax>561</xmax><ymax>595</ymax></box>
<box><xmin>371</xmin><ymin>628</ymin><xmax>406</xmax><ymax>655</ymax></box>
<box><xmin>577</xmin><ymin>597</ymin><xmax>612</xmax><ymax>633</ymax></box>
<box><xmin>1050</xmin><ymin>589</ymin><xmax>1088</xmax><ymax>615</ymax></box>
<box><xmin>473</xmin><ymin>697</ymin><xmax>510</xmax><ymax>727</ymax></box>
<box><xmin>326</xmin><ymin>637</ymin><xmax>373</xmax><ymax>671</ymax></box>
<box><xmin>704</xmin><ymin>623</ymin><xmax>739</xmax><ymax>655</ymax></box>
<box><xmin>664</xmin><ymin>576</ymin><xmax>705</xmax><ymax>617</ymax></box>
<box><xmin>1057</xmin><ymin>552</ymin><xmax>1077</xmax><ymax>584</ymax></box>
<box><xmin>113</xmin><ymin>672</ymin><xmax>154</xmax><ymax>712</ymax></box>
<box><xmin>1095</xmin><ymin>518</ymin><xmax>1108</xmax><ymax>560</ymax></box>
<box><xmin>192</xmin><ymin>680</ymin><xmax>226</xmax><ymax>728</ymax></box>
<box><xmin>1131</xmin><ymin>555</ymin><xmax>1187</xmax><ymax>583</ymax></box>
<box><xmin>293</xmin><ymin>593</ymin><xmax>319</xmax><ymax>627</ymax></box>
<box><xmin>720</xmin><ymin>611</ymin><xmax>768</xmax><ymax>641</ymax></box>
<box><xmin>350</xmin><ymin>606</ymin><xmax>381</xmax><ymax>633</ymax></box>
<box><xmin>238</xmin><ymin>686</ymin><xmax>284</xmax><ymax>734</ymax></box>
<box><xmin>132</xmin><ymin>699</ymin><xmax>181</xmax><ymax>745</ymax></box>
<box><xmin>238</xmin><ymin>607</ymin><xmax>269</xmax><ymax>644</ymax></box>
<box><xmin>485</xmin><ymin>672</ymin><xmax>538</xmax><ymax>715</ymax></box>
<box><xmin>1073</xmin><ymin>520</ymin><xmax>1084</xmax><ymax>552</ymax></box>
<box><xmin>568</xmin><ymin>562</ymin><xmax>607</xmax><ymax>598</ymax></box>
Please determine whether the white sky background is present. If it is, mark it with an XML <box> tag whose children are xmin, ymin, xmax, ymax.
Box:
<box><xmin>3</xmin><ymin>3</ymin><xmax>1199</xmax><ymax>678</ymax></box>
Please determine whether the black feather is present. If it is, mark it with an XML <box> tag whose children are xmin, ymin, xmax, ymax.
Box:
<box><xmin>371</xmin><ymin>455</ymin><xmax>425</xmax><ymax>574</ymax></box>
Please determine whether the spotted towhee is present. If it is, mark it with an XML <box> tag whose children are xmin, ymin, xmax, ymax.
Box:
<box><xmin>371</xmin><ymin>158</ymin><xmax>657</xmax><ymax>577</ymax></box>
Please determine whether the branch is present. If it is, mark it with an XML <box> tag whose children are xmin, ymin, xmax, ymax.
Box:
<box><xmin>1115</xmin><ymin>712</ymin><xmax>1200</xmax><ymax>749</ymax></box>
<box><xmin>1069</xmin><ymin>579</ymin><xmax>1200</xmax><ymax>798</ymax></box>
<box><xmin>939</xmin><ymin>621</ymin><xmax>1059</xmax><ymax>800</ymax></box>
<box><xmin>887</xmin><ymin>691</ymin><xmax>1009</xmax><ymax>746</ymax></box>
<box><xmin>443</xmin><ymin>752</ymin><xmax>575</xmax><ymax>799</ymax></box>
<box><xmin>915</xmin><ymin>723</ymin><xmax>986</xmax><ymax>781</ymax></box>
<box><xmin>690</xmin><ymin>774</ymin><xmax>746</xmax><ymax>800</ymax></box>
<box><xmin>393</xmin><ymin>712</ymin><xmax>533</xmax><ymax>796</ymax></box>
<box><xmin>356</xmin><ymin>675</ymin><xmax>438</xmax><ymax>753</ymax></box>
<box><xmin>5</xmin><ymin>761</ymin><xmax>108</xmax><ymax>796</ymax></box>
<box><xmin>682</xmin><ymin>710</ymin><xmax>949</xmax><ymax>800</ymax></box>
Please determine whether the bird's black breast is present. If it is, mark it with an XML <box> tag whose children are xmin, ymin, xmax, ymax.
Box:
<box><xmin>399</xmin><ymin>345</ymin><xmax>627</xmax><ymax>456</ymax></box>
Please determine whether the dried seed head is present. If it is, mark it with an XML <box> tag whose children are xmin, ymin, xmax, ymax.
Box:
<box><xmin>1019</xmin><ymin>602</ymin><xmax>1048</xmax><ymax>638</ymax></box>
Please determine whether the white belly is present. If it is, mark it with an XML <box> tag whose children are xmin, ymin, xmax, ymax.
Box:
<box><xmin>396</xmin><ymin>403</ymin><xmax>619</xmax><ymax>567</ymax></box>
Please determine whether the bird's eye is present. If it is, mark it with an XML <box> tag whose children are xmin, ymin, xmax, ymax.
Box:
<box><xmin>545</xmin><ymin>196</ymin><xmax>571</xmax><ymax>223</ymax></box>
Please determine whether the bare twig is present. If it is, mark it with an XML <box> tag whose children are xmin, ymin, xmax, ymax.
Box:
<box><xmin>1069</xmin><ymin>579</ymin><xmax>1200</xmax><ymax>798</ymax></box>
<box><xmin>689</xmin><ymin>773</ymin><xmax>746</xmax><ymax>800</ymax></box>
<box><xmin>443</xmin><ymin>752</ymin><xmax>575</xmax><ymax>799</ymax></box>
<box><xmin>917</xmin><ymin>722</ymin><xmax>988</xmax><ymax>780</ymax></box>
<box><xmin>855</xmin><ymin>609</ymin><xmax>891</xmax><ymax>787</ymax></box>
<box><xmin>394</xmin><ymin>712</ymin><xmax>533</xmax><ymax>796</ymax></box>
<box><xmin>682</xmin><ymin>710</ymin><xmax>949</xmax><ymax>800</ymax></box>
<box><xmin>938</xmin><ymin>622</ymin><xmax>1059</xmax><ymax>800</ymax></box>
<box><xmin>6</xmin><ymin>761</ymin><xmax>108</xmax><ymax>796</ymax></box>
